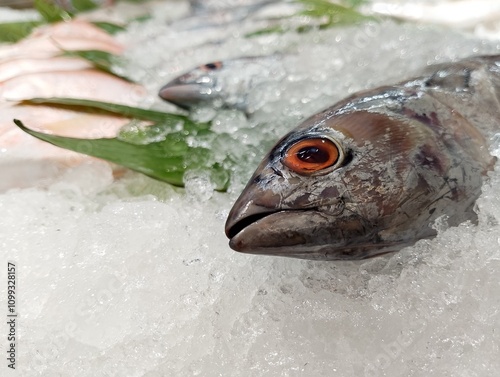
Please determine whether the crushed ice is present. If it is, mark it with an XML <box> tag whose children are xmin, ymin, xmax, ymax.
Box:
<box><xmin>1</xmin><ymin>0</ymin><xmax>500</xmax><ymax>376</ymax></box>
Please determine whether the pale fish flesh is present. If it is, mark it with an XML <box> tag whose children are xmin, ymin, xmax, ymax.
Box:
<box><xmin>225</xmin><ymin>55</ymin><xmax>499</xmax><ymax>260</ymax></box>
<box><xmin>0</xmin><ymin>20</ymin><xmax>145</xmax><ymax>191</ymax></box>
<box><xmin>0</xmin><ymin>69</ymin><xmax>145</xmax><ymax>104</ymax></box>
<box><xmin>0</xmin><ymin>57</ymin><xmax>92</xmax><ymax>83</ymax></box>
<box><xmin>0</xmin><ymin>20</ymin><xmax>123</xmax><ymax>60</ymax></box>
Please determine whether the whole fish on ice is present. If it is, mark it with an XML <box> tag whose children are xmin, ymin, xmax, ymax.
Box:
<box><xmin>225</xmin><ymin>55</ymin><xmax>499</xmax><ymax>260</ymax></box>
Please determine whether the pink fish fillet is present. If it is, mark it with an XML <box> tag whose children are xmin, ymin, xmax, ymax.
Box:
<box><xmin>0</xmin><ymin>104</ymin><xmax>132</xmax><ymax>191</ymax></box>
<box><xmin>29</xmin><ymin>19</ymin><xmax>120</xmax><ymax>46</ymax></box>
<box><xmin>0</xmin><ymin>20</ymin><xmax>124</xmax><ymax>62</ymax></box>
<box><xmin>0</xmin><ymin>56</ymin><xmax>93</xmax><ymax>83</ymax></box>
<box><xmin>0</xmin><ymin>20</ymin><xmax>146</xmax><ymax>190</ymax></box>
<box><xmin>0</xmin><ymin>69</ymin><xmax>146</xmax><ymax>105</ymax></box>
<box><xmin>0</xmin><ymin>36</ymin><xmax>123</xmax><ymax>61</ymax></box>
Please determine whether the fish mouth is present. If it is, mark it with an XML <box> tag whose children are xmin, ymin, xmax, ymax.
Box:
<box><xmin>225</xmin><ymin>206</ymin><xmax>404</xmax><ymax>260</ymax></box>
<box><xmin>225</xmin><ymin>209</ymin><xmax>279</xmax><ymax>239</ymax></box>
<box><xmin>225</xmin><ymin>205</ymin><xmax>353</xmax><ymax>258</ymax></box>
<box><xmin>226</xmin><ymin>209</ymin><xmax>315</xmax><ymax>251</ymax></box>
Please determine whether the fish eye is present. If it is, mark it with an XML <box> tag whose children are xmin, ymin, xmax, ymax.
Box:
<box><xmin>202</xmin><ymin>61</ymin><xmax>223</xmax><ymax>71</ymax></box>
<box><xmin>283</xmin><ymin>137</ymin><xmax>342</xmax><ymax>174</ymax></box>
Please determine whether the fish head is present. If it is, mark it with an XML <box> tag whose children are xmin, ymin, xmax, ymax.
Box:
<box><xmin>159</xmin><ymin>56</ymin><xmax>284</xmax><ymax>112</ymax></box>
<box><xmin>225</xmin><ymin>109</ymin><xmax>474</xmax><ymax>260</ymax></box>
<box><xmin>159</xmin><ymin>61</ymin><xmax>225</xmax><ymax>110</ymax></box>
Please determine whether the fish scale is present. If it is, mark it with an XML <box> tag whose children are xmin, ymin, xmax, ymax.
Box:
<box><xmin>225</xmin><ymin>55</ymin><xmax>499</xmax><ymax>260</ymax></box>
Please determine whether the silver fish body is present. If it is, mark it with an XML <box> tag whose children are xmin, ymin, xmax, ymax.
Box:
<box><xmin>158</xmin><ymin>55</ymin><xmax>285</xmax><ymax>113</ymax></box>
<box><xmin>189</xmin><ymin>0</ymin><xmax>277</xmax><ymax>14</ymax></box>
<box><xmin>225</xmin><ymin>55</ymin><xmax>499</xmax><ymax>260</ymax></box>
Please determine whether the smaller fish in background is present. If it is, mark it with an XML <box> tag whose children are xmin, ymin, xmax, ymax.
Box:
<box><xmin>189</xmin><ymin>0</ymin><xmax>277</xmax><ymax>14</ymax></box>
<box><xmin>158</xmin><ymin>55</ymin><xmax>286</xmax><ymax>114</ymax></box>
<box><xmin>181</xmin><ymin>0</ymin><xmax>282</xmax><ymax>30</ymax></box>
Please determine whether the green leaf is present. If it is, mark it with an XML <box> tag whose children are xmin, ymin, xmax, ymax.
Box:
<box><xmin>209</xmin><ymin>163</ymin><xmax>231</xmax><ymax>191</ymax></box>
<box><xmin>70</xmin><ymin>0</ymin><xmax>99</xmax><ymax>12</ymax></box>
<box><xmin>298</xmin><ymin>0</ymin><xmax>373</xmax><ymax>24</ymax></box>
<box><xmin>21</xmin><ymin>97</ymin><xmax>191</xmax><ymax>124</ymax></box>
<box><xmin>246</xmin><ymin>0</ymin><xmax>375</xmax><ymax>38</ymax></box>
<box><xmin>33</xmin><ymin>0</ymin><xmax>105</xmax><ymax>23</ymax></box>
<box><xmin>0</xmin><ymin>21</ymin><xmax>43</xmax><ymax>43</ymax></box>
<box><xmin>245</xmin><ymin>25</ymin><xmax>287</xmax><ymax>38</ymax></box>
<box><xmin>14</xmin><ymin>119</ymin><xmax>230</xmax><ymax>191</ymax></box>
<box><xmin>341</xmin><ymin>0</ymin><xmax>368</xmax><ymax>8</ymax></box>
<box><xmin>0</xmin><ymin>3</ymin><xmax>120</xmax><ymax>43</ymax></box>
<box><xmin>59</xmin><ymin>49</ymin><xmax>132</xmax><ymax>81</ymax></box>
<box><xmin>35</xmin><ymin>0</ymin><xmax>72</xmax><ymax>23</ymax></box>
<box><xmin>117</xmin><ymin>121</ymin><xmax>185</xmax><ymax>145</ymax></box>
<box><xmin>130</xmin><ymin>14</ymin><xmax>152</xmax><ymax>23</ymax></box>
<box><xmin>13</xmin><ymin>98</ymin><xmax>228</xmax><ymax>190</ymax></box>
<box><xmin>92</xmin><ymin>21</ymin><xmax>126</xmax><ymax>35</ymax></box>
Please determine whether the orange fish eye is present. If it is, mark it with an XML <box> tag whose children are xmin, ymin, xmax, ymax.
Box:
<box><xmin>283</xmin><ymin>138</ymin><xmax>341</xmax><ymax>174</ymax></box>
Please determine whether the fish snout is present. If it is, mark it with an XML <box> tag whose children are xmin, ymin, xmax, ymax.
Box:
<box><xmin>225</xmin><ymin>185</ymin><xmax>281</xmax><ymax>240</ymax></box>
<box><xmin>158</xmin><ymin>77</ymin><xmax>210</xmax><ymax>108</ymax></box>
<box><xmin>225</xmin><ymin>181</ymin><xmax>331</xmax><ymax>257</ymax></box>
<box><xmin>224</xmin><ymin>177</ymin><xmax>394</xmax><ymax>259</ymax></box>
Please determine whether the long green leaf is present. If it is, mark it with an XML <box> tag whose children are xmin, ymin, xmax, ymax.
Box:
<box><xmin>14</xmin><ymin>120</ymin><xmax>230</xmax><ymax>190</ymax></box>
<box><xmin>245</xmin><ymin>25</ymin><xmax>287</xmax><ymax>38</ymax></box>
<box><xmin>70</xmin><ymin>0</ymin><xmax>99</xmax><ymax>12</ymax></box>
<box><xmin>341</xmin><ymin>0</ymin><xmax>368</xmax><ymax>7</ymax></box>
<box><xmin>92</xmin><ymin>21</ymin><xmax>126</xmax><ymax>35</ymax></box>
<box><xmin>34</xmin><ymin>0</ymin><xmax>102</xmax><ymax>22</ymax></box>
<box><xmin>298</xmin><ymin>0</ymin><xmax>374</xmax><ymax>23</ymax></box>
<box><xmin>59</xmin><ymin>49</ymin><xmax>132</xmax><ymax>81</ymax></box>
<box><xmin>0</xmin><ymin>21</ymin><xmax>43</xmax><ymax>43</ymax></box>
<box><xmin>34</xmin><ymin>0</ymin><xmax>71</xmax><ymax>23</ymax></box>
<box><xmin>0</xmin><ymin>4</ymin><xmax>122</xmax><ymax>43</ymax></box>
<box><xmin>246</xmin><ymin>0</ymin><xmax>374</xmax><ymax>37</ymax></box>
<box><xmin>22</xmin><ymin>97</ymin><xmax>190</xmax><ymax>123</ymax></box>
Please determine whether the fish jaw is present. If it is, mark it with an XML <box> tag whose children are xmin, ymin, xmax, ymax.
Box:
<box><xmin>224</xmin><ymin>167</ymin><xmax>407</xmax><ymax>260</ymax></box>
<box><xmin>226</xmin><ymin>206</ymin><xmax>405</xmax><ymax>260</ymax></box>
